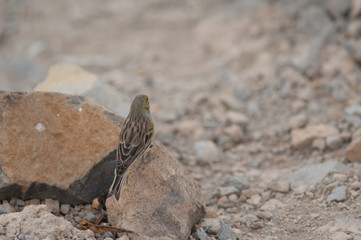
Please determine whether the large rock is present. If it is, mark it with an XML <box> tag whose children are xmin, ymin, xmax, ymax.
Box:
<box><xmin>0</xmin><ymin>91</ymin><xmax>123</xmax><ymax>203</ymax></box>
<box><xmin>0</xmin><ymin>205</ymin><xmax>94</xmax><ymax>239</ymax></box>
<box><xmin>281</xmin><ymin>161</ymin><xmax>350</xmax><ymax>189</ymax></box>
<box><xmin>291</xmin><ymin>124</ymin><xmax>339</xmax><ymax>149</ymax></box>
<box><xmin>345</xmin><ymin>137</ymin><xmax>361</xmax><ymax>163</ymax></box>
<box><xmin>106</xmin><ymin>144</ymin><xmax>205</xmax><ymax>240</ymax></box>
<box><xmin>35</xmin><ymin>63</ymin><xmax>130</xmax><ymax>117</ymax></box>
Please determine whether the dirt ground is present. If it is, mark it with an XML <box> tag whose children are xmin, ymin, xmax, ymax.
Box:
<box><xmin>2</xmin><ymin>0</ymin><xmax>361</xmax><ymax>239</ymax></box>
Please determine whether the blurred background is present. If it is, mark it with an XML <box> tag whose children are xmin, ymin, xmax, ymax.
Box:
<box><xmin>2</xmin><ymin>1</ymin><xmax>361</xmax><ymax>238</ymax></box>
<box><xmin>1</xmin><ymin>0</ymin><xmax>361</xmax><ymax>134</ymax></box>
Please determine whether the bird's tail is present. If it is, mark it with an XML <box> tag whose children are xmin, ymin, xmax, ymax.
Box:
<box><xmin>108</xmin><ymin>172</ymin><xmax>123</xmax><ymax>200</ymax></box>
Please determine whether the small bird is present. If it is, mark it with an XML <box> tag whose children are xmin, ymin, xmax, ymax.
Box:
<box><xmin>108</xmin><ymin>94</ymin><xmax>155</xmax><ymax>200</ymax></box>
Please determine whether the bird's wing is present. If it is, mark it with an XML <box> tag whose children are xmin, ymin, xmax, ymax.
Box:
<box><xmin>115</xmin><ymin>117</ymin><xmax>154</xmax><ymax>175</ymax></box>
<box><xmin>109</xmin><ymin>116</ymin><xmax>155</xmax><ymax>200</ymax></box>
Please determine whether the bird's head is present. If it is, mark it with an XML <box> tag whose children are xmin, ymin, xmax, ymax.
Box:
<box><xmin>130</xmin><ymin>94</ymin><xmax>150</xmax><ymax>116</ymax></box>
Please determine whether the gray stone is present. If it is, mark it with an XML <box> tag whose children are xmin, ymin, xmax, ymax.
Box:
<box><xmin>35</xmin><ymin>64</ymin><xmax>130</xmax><ymax>117</ymax></box>
<box><xmin>74</xmin><ymin>216</ymin><xmax>82</xmax><ymax>223</ymax></box>
<box><xmin>216</xmin><ymin>221</ymin><xmax>237</xmax><ymax>240</ymax></box>
<box><xmin>327</xmin><ymin>186</ymin><xmax>347</xmax><ymax>202</ymax></box>
<box><xmin>16</xmin><ymin>199</ymin><xmax>25</xmax><ymax>207</ymax></box>
<box><xmin>345</xmin><ymin>105</ymin><xmax>361</xmax><ymax>116</ymax></box>
<box><xmin>60</xmin><ymin>204</ymin><xmax>71</xmax><ymax>215</ymax></box>
<box><xmin>326</xmin><ymin>135</ymin><xmax>343</xmax><ymax>150</ymax></box>
<box><xmin>218</xmin><ymin>186</ymin><xmax>239</xmax><ymax>196</ymax></box>
<box><xmin>194</xmin><ymin>140</ymin><xmax>220</xmax><ymax>164</ymax></box>
<box><xmin>222</xmin><ymin>174</ymin><xmax>250</xmax><ymax>191</ymax></box>
<box><xmin>84</xmin><ymin>211</ymin><xmax>97</xmax><ymax>222</ymax></box>
<box><xmin>281</xmin><ymin>161</ymin><xmax>350</xmax><ymax>189</ymax></box>
<box><xmin>0</xmin><ymin>205</ymin><xmax>14</xmax><ymax>215</ymax></box>
<box><xmin>325</xmin><ymin>0</ymin><xmax>351</xmax><ymax>17</ymax></box>
<box><xmin>193</xmin><ymin>228</ymin><xmax>207</xmax><ymax>240</ymax></box>
<box><xmin>297</xmin><ymin>6</ymin><xmax>333</xmax><ymax>37</ymax></box>
<box><xmin>0</xmin><ymin>225</ymin><xmax>5</xmax><ymax>235</ymax></box>
<box><xmin>102</xmin><ymin>232</ymin><xmax>115</xmax><ymax>238</ymax></box>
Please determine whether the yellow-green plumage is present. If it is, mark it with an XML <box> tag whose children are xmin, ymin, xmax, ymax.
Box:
<box><xmin>108</xmin><ymin>94</ymin><xmax>155</xmax><ymax>200</ymax></box>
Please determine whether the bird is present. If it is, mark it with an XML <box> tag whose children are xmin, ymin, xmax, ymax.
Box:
<box><xmin>108</xmin><ymin>94</ymin><xmax>155</xmax><ymax>200</ymax></box>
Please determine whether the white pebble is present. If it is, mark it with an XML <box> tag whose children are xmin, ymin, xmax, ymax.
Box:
<box><xmin>35</xmin><ymin>123</ymin><xmax>46</xmax><ymax>132</ymax></box>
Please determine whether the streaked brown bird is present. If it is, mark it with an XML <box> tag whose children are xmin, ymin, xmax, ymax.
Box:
<box><xmin>108</xmin><ymin>94</ymin><xmax>155</xmax><ymax>200</ymax></box>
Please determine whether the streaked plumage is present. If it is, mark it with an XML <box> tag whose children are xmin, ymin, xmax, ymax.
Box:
<box><xmin>108</xmin><ymin>94</ymin><xmax>155</xmax><ymax>200</ymax></box>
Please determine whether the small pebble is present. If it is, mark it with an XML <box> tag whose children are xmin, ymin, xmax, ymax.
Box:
<box><xmin>16</xmin><ymin>199</ymin><xmax>25</xmax><ymax>207</ymax></box>
<box><xmin>45</xmin><ymin>198</ymin><xmax>60</xmax><ymax>214</ymax></box>
<box><xmin>250</xmin><ymin>221</ymin><xmax>264</xmax><ymax>229</ymax></box>
<box><xmin>60</xmin><ymin>204</ymin><xmax>71</xmax><ymax>215</ymax></box>
<box><xmin>218</xmin><ymin>186</ymin><xmax>239</xmax><ymax>196</ymax></box>
<box><xmin>270</xmin><ymin>181</ymin><xmax>290</xmax><ymax>193</ymax></box>
<box><xmin>327</xmin><ymin>186</ymin><xmax>347</xmax><ymax>202</ymax></box>
<box><xmin>85</xmin><ymin>211</ymin><xmax>97</xmax><ymax>222</ymax></box>
<box><xmin>102</xmin><ymin>231</ymin><xmax>115</xmax><ymax>238</ymax></box>
<box><xmin>312</xmin><ymin>138</ymin><xmax>326</xmax><ymax>151</ymax></box>
<box><xmin>74</xmin><ymin>216</ymin><xmax>82</xmax><ymax>223</ymax></box>
<box><xmin>0</xmin><ymin>225</ymin><xmax>5</xmax><ymax>235</ymax></box>
<box><xmin>200</xmin><ymin>218</ymin><xmax>221</xmax><ymax>234</ymax></box>
<box><xmin>0</xmin><ymin>204</ymin><xmax>15</xmax><ymax>214</ymax></box>
<box><xmin>288</xmin><ymin>114</ymin><xmax>307</xmax><ymax>129</ymax></box>
<box><xmin>256</xmin><ymin>211</ymin><xmax>272</xmax><ymax>220</ymax></box>
<box><xmin>326</xmin><ymin>135</ymin><xmax>343</xmax><ymax>150</ymax></box>
<box><xmin>247</xmin><ymin>194</ymin><xmax>262</xmax><ymax>206</ymax></box>
<box><xmin>217</xmin><ymin>221</ymin><xmax>237</xmax><ymax>240</ymax></box>
<box><xmin>193</xmin><ymin>228</ymin><xmax>208</xmax><ymax>240</ymax></box>
<box><xmin>116</xmin><ymin>236</ymin><xmax>130</xmax><ymax>240</ymax></box>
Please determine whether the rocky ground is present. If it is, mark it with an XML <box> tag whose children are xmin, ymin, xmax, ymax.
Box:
<box><xmin>1</xmin><ymin>0</ymin><xmax>361</xmax><ymax>239</ymax></box>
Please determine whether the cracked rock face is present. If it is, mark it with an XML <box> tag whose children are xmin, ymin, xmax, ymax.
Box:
<box><xmin>106</xmin><ymin>144</ymin><xmax>205</xmax><ymax>240</ymax></box>
<box><xmin>0</xmin><ymin>91</ymin><xmax>123</xmax><ymax>204</ymax></box>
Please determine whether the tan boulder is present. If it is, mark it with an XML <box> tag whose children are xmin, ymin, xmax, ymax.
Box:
<box><xmin>291</xmin><ymin>124</ymin><xmax>338</xmax><ymax>149</ymax></box>
<box><xmin>0</xmin><ymin>91</ymin><xmax>123</xmax><ymax>203</ymax></box>
<box><xmin>345</xmin><ymin>137</ymin><xmax>361</xmax><ymax>163</ymax></box>
<box><xmin>106</xmin><ymin>144</ymin><xmax>205</xmax><ymax>240</ymax></box>
<box><xmin>35</xmin><ymin>63</ymin><xmax>130</xmax><ymax>117</ymax></box>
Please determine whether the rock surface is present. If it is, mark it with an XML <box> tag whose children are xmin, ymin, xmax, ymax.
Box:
<box><xmin>0</xmin><ymin>205</ymin><xmax>94</xmax><ymax>239</ymax></box>
<box><xmin>35</xmin><ymin>63</ymin><xmax>130</xmax><ymax>117</ymax></box>
<box><xmin>0</xmin><ymin>91</ymin><xmax>123</xmax><ymax>203</ymax></box>
<box><xmin>106</xmin><ymin>144</ymin><xmax>205</xmax><ymax>240</ymax></box>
